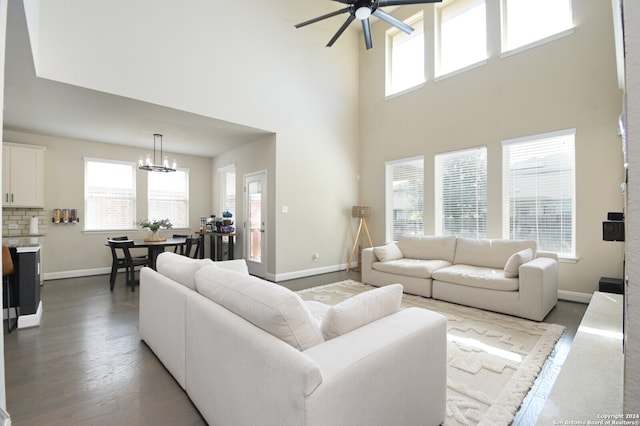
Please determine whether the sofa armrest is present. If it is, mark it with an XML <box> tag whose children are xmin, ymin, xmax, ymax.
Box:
<box><xmin>361</xmin><ymin>247</ymin><xmax>376</xmax><ymax>282</ymax></box>
<box><xmin>302</xmin><ymin>307</ymin><xmax>447</xmax><ymax>426</ymax></box>
<box><xmin>140</xmin><ymin>267</ymin><xmax>192</xmax><ymax>389</ymax></box>
<box><xmin>519</xmin><ymin>256</ymin><xmax>559</xmax><ymax>321</ymax></box>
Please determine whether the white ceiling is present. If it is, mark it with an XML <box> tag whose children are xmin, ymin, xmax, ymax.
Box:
<box><xmin>2</xmin><ymin>1</ymin><xmax>272</xmax><ymax>158</ymax></box>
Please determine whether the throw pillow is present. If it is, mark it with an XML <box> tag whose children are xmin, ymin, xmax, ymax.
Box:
<box><xmin>321</xmin><ymin>284</ymin><xmax>403</xmax><ymax>340</ymax></box>
<box><xmin>195</xmin><ymin>267</ymin><xmax>324</xmax><ymax>351</ymax></box>
<box><xmin>373</xmin><ymin>243</ymin><xmax>403</xmax><ymax>262</ymax></box>
<box><xmin>504</xmin><ymin>248</ymin><xmax>534</xmax><ymax>278</ymax></box>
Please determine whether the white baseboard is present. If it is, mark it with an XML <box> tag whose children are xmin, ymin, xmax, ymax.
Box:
<box><xmin>44</xmin><ymin>267</ymin><xmax>110</xmax><ymax>281</ymax></box>
<box><xmin>272</xmin><ymin>263</ymin><xmax>353</xmax><ymax>282</ymax></box>
<box><xmin>558</xmin><ymin>290</ymin><xmax>592</xmax><ymax>304</ymax></box>
<box><xmin>18</xmin><ymin>300</ymin><xmax>42</xmax><ymax>329</ymax></box>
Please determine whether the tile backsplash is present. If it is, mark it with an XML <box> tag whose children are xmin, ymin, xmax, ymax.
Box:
<box><xmin>2</xmin><ymin>208</ymin><xmax>48</xmax><ymax>236</ymax></box>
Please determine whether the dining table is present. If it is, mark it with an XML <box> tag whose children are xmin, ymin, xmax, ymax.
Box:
<box><xmin>127</xmin><ymin>237</ymin><xmax>187</xmax><ymax>270</ymax></box>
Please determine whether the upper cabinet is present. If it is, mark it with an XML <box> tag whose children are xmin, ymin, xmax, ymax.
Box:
<box><xmin>2</xmin><ymin>143</ymin><xmax>46</xmax><ymax>208</ymax></box>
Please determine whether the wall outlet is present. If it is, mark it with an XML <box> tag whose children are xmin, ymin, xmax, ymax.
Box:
<box><xmin>8</xmin><ymin>224</ymin><xmax>19</xmax><ymax>230</ymax></box>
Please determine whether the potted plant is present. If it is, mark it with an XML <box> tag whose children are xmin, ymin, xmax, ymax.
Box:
<box><xmin>137</xmin><ymin>218</ymin><xmax>173</xmax><ymax>242</ymax></box>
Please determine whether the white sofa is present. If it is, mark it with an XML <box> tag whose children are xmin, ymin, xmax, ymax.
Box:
<box><xmin>140</xmin><ymin>252</ymin><xmax>447</xmax><ymax>426</ymax></box>
<box><xmin>362</xmin><ymin>235</ymin><xmax>559</xmax><ymax>321</ymax></box>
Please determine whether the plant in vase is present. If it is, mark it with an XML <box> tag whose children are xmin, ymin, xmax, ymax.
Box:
<box><xmin>137</xmin><ymin>218</ymin><xmax>173</xmax><ymax>241</ymax></box>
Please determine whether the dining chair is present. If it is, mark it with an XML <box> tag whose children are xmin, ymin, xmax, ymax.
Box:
<box><xmin>183</xmin><ymin>236</ymin><xmax>203</xmax><ymax>259</ymax></box>
<box><xmin>2</xmin><ymin>245</ymin><xmax>18</xmax><ymax>333</ymax></box>
<box><xmin>173</xmin><ymin>234</ymin><xmax>190</xmax><ymax>255</ymax></box>
<box><xmin>107</xmin><ymin>238</ymin><xmax>149</xmax><ymax>291</ymax></box>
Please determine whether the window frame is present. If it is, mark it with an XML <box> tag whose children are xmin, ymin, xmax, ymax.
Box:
<box><xmin>435</xmin><ymin>0</ymin><xmax>488</xmax><ymax>78</ymax></box>
<box><xmin>219</xmin><ymin>163</ymin><xmax>236</xmax><ymax>218</ymax></box>
<box><xmin>385</xmin><ymin>156</ymin><xmax>425</xmax><ymax>243</ymax></box>
<box><xmin>147</xmin><ymin>168</ymin><xmax>190</xmax><ymax>229</ymax></box>
<box><xmin>84</xmin><ymin>157</ymin><xmax>137</xmax><ymax>232</ymax></box>
<box><xmin>502</xmin><ymin>129</ymin><xmax>576</xmax><ymax>259</ymax></box>
<box><xmin>500</xmin><ymin>0</ymin><xmax>574</xmax><ymax>56</ymax></box>
<box><xmin>385</xmin><ymin>12</ymin><xmax>425</xmax><ymax>97</ymax></box>
<box><xmin>435</xmin><ymin>146</ymin><xmax>487</xmax><ymax>238</ymax></box>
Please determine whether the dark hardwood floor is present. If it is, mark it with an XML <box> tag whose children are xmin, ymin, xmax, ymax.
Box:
<box><xmin>3</xmin><ymin>271</ymin><xmax>585</xmax><ymax>425</ymax></box>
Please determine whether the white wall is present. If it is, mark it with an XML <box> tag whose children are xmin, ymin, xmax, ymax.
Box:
<box><xmin>22</xmin><ymin>0</ymin><xmax>361</xmax><ymax>278</ymax></box>
<box><xmin>358</xmin><ymin>0</ymin><xmax>624</xmax><ymax>297</ymax></box>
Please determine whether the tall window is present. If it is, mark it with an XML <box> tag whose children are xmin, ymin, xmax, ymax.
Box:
<box><xmin>84</xmin><ymin>158</ymin><xmax>136</xmax><ymax>231</ymax></box>
<box><xmin>435</xmin><ymin>147</ymin><xmax>487</xmax><ymax>238</ymax></box>
<box><xmin>386</xmin><ymin>12</ymin><xmax>424</xmax><ymax>96</ymax></box>
<box><xmin>501</xmin><ymin>0</ymin><xmax>573</xmax><ymax>53</ymax></box>
<box><xmin>436</xmin><ymin>0</ymin><xmax>487</xmax><ymax>76</ymax></box>
<box><xmin>148</xmin><ymin>169</ymin><xmax>189</xmax><ymax>228</ymax></box>
<box><xmin>385</xmin><ymin>157</ymin><xmax>424</xmax><ymax>242</ymax></box>
<box><xmin>219</xmin><ymin>164</ymin><xmax>236</xmax><ymax>217</ymax></box>
<box><xmin>502</xmin><ymin>129</ymin><xmax>576</xmax><ymax>257</ymax></box>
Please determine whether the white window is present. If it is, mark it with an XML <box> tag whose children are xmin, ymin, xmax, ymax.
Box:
<box><xmin>501</xmin><ymin>0</ymin><xmax>573</xmax><ymax>54</ymax></box>
<box><xmin>385</xmin><ymin>156</ymin><xmax>424</xmax><ymax>242</ymax></box>
<box><xmin>219</xmin><ymin>164</ymin><xmax>236</xmax><ymax>217</ymax></box>
<box><xmin>148</xmin><ymin>169</ymin><xmax>189</xmax><ymax>228</ymax></box>
<box><xmin>386</xmin><ymin>12</ymin><xmax>425</xmax><ymax>96</ymax></box>
<box><xmin>84</xmin><ymin>158</ymin><xmax>136</xmax><ymax>231</ymax></box>
<box><xmin>502</xmin><ymin>129</ymin><xmax>576</xmax><ymax>257</ymax></box>
<box><xmin>435</xmin><ymin>147</ymin><xmax>487</xmax><ymax>238</ymax></box>
<box><xmin>436</xmin><ymin>0</ymin><xmax>487</xmax><ymax>76</ymax></box>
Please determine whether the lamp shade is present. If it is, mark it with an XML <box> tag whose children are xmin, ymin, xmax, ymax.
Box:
<box><xmin>352</xmin><ymin>206</ymin><xmax>371</xmax><ymax>218</ymax></box>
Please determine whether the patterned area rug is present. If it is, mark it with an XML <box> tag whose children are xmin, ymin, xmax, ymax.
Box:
<box><xmin>297</xmin><ymin>280</ymin><xmax>565</xmax><ymax>426</ymax></box>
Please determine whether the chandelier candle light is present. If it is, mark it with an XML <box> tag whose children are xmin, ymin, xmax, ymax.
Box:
<box><xmin>138</xmin><ymin>133</ymin><xmax>177</xmax><ymax>172</ymax></box>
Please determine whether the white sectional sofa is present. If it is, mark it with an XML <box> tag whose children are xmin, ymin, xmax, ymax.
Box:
<box><xmin>362</xmin><ymin>235</ymin><xmax>559</xmax><ymax>321</ymax></box>
<box><xmin>140</xmin><ymin>252</ymin><xmax>447</xmax><ymax>426</ymax></box>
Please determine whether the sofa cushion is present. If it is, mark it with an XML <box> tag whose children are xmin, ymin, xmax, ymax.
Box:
<box><xmin>397</xmin><ymin>235</ymin><xmax>457</xmax><ymax>263</ymax></box>
<box><xmin>321</xmin><ymin>284</ymin><xmax>403</xmax><ymax>340</ymax></box>
<box><xmin>372</xmin><ymin>258</ymin><xmax>452</xmax><ymax>279</ymax></box>
<box><xmin>453</xmin><ymin>238</ymin><xmax>537</xmax><ymax>269</ymax></box>
<box><xmin>432</xmin><ymin>264</ymin><xmax>519</xmax><ymax>291</ymax></box>
<box><xmin>195</xmin><ymin>267</ymin><xmax>324</xmax><ymax>351</ymax></box>
<box><xmin>504</xmin><ymin>248</ymin><xmax>534</xmax><ymax>278</ymax></box>
<box><xmin>156</xmin><ymin>252</ymin><xmax>215</xmax><ymax>290</ymax></box>
<box><xmin>374</xmin><ymin>243</ymin><xmax>404</xmax><ymax>262</ymax></box>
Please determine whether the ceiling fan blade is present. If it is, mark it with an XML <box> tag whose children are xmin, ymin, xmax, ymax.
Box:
<box><xmin>372</xmin><ymin>9</ymin><xmax>414</xmax><ymax>34</ymax></box>
<box><xmin>327</xmin><ymin>14</ymin><xmax>356</xmax><ymax>47</ymax></box>
<box><xmin>362</xmin><ymin>18</ymin><xmax>373</xmax><ymax>49</ymax></box>
<box><xmin>378</xmin><ymin>0</ymin><xmax>442</xmax><ymax>6</ymax></box>
<box><xmin>295</xmin><ymin>7</ymin><xmax>351</xmax><ymax>28</ymax></box>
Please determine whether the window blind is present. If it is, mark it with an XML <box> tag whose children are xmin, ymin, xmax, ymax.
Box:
<box><xmin>435</xmin><ymin>147</ymin><xmax>487</xmax><ymax>238</ymax></box>
<box><xmin>148</xmin><ymin>169</ymin><xmax>189</xmax><ymax>228</ymax></box>
<box><xmin>220</xmin><ymin>166</ymin><xmax>236</xmax><ymax>217</ymax></box>
<box><xmin>502</xmin><ymin>129</ymin><xmax>575</xmax><ymax>256</ymax></box>
<box><xmin>84</xmin><ymin>159</ymin><xmax>136</xmax><ymax>230</ymax></box>
<box><xmin>386</xmin><ymin>157</ymin><xmax>424</xmax><ymax>242</ymax></box>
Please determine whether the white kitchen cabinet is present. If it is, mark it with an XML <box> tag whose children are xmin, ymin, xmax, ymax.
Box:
<box><xmin>2</xmin><ymin>142</ymin><xmax>46</xmax><ymax>208</ymax></box>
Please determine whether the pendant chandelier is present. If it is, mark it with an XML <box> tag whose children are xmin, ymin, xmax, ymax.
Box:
<box><xmin>138</xmin><ymin>133</ymin><xmax>177</xmax><ymax>172</ymax></box>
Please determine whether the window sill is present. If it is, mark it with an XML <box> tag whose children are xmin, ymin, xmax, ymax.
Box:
<box><xmin>500</xmin><ymin>27</ymin><xmax>575</xmax><ymax>59</ymax></box>
<box><xmin>385</xmin><ymin>82</ymin><xmax>425</xmax><ymax>101</ymax></box>
<box><xmin>434</xmin><ymin>59</ymin><xmax>488</xmax><ymax>83</ymax></box>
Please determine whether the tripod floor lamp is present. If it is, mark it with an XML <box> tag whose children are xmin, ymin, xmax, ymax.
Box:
<box><xmin>347</xmin><ymin>206</ymin><xmax>372</xmax><ymax>272</ymax></box>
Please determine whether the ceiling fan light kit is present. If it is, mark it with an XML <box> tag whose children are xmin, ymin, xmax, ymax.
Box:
<box><xmin>138</xmin><ymin>133</ymin><xmax>177</xmax><ymax>173</ymax></box>
<box><xmin>295</xmin><ymin>0</ymin><xmax>442</xmax><ymax>50</ymax></box>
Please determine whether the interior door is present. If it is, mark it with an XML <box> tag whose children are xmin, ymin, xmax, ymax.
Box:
<box><xmin>244</xmin><ymin>171</ymin><xmax>266</xmax><ymax>278</ymax></box>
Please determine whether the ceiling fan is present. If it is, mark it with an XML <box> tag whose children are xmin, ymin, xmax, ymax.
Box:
<box><xmin>295</xmin><ymin>0</ymin><xmax>442</xmax><ymax>50</ymax></box>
